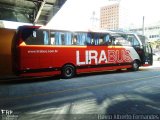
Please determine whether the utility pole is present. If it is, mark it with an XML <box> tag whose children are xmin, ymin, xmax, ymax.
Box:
<box><xmin>90</xmin><ymin>11</ymin><xmax>99</xmax><ymax>29</ymax></box>
<box><xmin>142</xmin><ymin>16</ymin><xmax>145</xmax><ymax>35</ymax></box>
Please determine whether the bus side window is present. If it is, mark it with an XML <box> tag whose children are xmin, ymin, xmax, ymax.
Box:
<box><xmin>76</xmin><ymin>33</ymin><xmax>87</xmax><ymax>45</ymax></box>
<box><xmin>51</xmin><ymin>32</ymin><xmax>72</xmax><ymax>45</ymax></box>
<box><xmin>128</xmin><ymin>37</ymin><xmax>133</xmax><ymax>44</ymax></box>
<box><xmin>102</xmin><ymin>34</ymin><xmax>111</xmax><ymax>45</ymax></box>
<box><xmin>64</xmin><ymin>32</ymin><xmax>72</xmax><ymax>45</ymax></box>
<box><xmin>112</xmin><ymin>37</ymin><xmax>130</xmax><ymax>46</ymax></box>
<box><xmin>55</xmin><ymin>32</ymin><xmax>62</xmax><ymax>45</ymax></box>
<box><xmin>33</xmin><ymin>31</ymin><xmax>36</xmax><ymax>37</ymax></box>
<box><xmin>61</xmin><ymin>33</ymin><xmax>65</xmax><ymax>45</ymax></box>
<box><xmin>133</xmin><ymin>38</ymin><xmax>140</xmax><ymax>46</ymax></box>
<box><xmin>128</xmin><ymin>35</ymin><xmax>140</xmax><ymax>47</ymax></box>
<box><xmin>22</xmin><ymin>29</ymin><xmax>37</xmax><ymax>45</ymax></box>
<box><xmin>86</xmin><ymin>33</ymin><xmax>92</xmax><ymax>45</ymax></box>
<box><xmin>81</xmin><ymin>33</ymin><xmax>87</xmax><ymax>45</ymax></box>
<box><xmin>115</xmin><ymin>37</ymin><xmax>123</xmax><ymax>46</ymax></box>
<box><xmin>23</xmin><ymin>29</ymin><xmax>49</xmax><ymax>45</ymax></box>
<box><xmin>43</xmin><ymin>31</ymin><xmax>49</xmax><ymax>45</ymax></box>
<box><xmin>72</xmin><ymin>35</ymin><xmax>77</xmax><ymax>45</ymax></box>
<box><xmin>50</xmin><ymin>32</ymin><xmax>55</xmax><ymax>45</ymax></box>
<box><xmin>75</xmin><ymin>33</ymin><xmax>87</xmax><ymax>45</ymax></box>
<box><xmin>99</xmin><ymin>37</ymin><xmax>105</xmax><ymax>45</ymax></box>
<box><xmin>35</xmin><ymin>30</ymin><xmax>42</xmax><ymax>45</ymax></box>
<box><xmin>94</xmin><ymin>34</ymin><xmax>99</xmax><ymax>45</ymax></box>
<box><xmin>112</xmin><ymin>38</ymin><xmax>117</xmax><ymax>45</ymax></box>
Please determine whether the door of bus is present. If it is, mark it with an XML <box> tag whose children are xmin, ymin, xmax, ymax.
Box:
<box><xmin>143</xmin><ymin>44</ymin><xmax>153</xmax><ymax>65</ymax></box>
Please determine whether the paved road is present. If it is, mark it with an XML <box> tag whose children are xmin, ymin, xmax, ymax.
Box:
<box><xmin>0</xmin><ymin>61</ymin><xmax>160</xmax><ymax>120</ymax></box>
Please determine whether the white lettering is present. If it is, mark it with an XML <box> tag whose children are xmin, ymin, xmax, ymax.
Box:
<box><xmin>1</xmin><ymin>110</ymin><xmax>13</xmax><ymax>115</ymax></box>
<box><xmin>88</xmin><ymin>50</ymin><xmax>98</xmax><ymax>64</ymax></box>
<box><xmin>98</xmin><ymin>50</ymin><xmax>107</xmax><ymax>64</ymax></box>
<box><xmin>85</xmin><ymin>50</ymin><xmax>89</xmax><ymax>64</ymax></box>
<box><xmin>76</xmin><ymin>51</ymin><xmax>85</xmax><ymax>65</ymax></box>
<box><xmin>76</xmin><ymin>49</ymin><xmax>132</xmax><ymax>65</ymax></box>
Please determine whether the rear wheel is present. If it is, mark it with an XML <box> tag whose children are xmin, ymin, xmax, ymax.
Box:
<box><xmin>131</xmin><ymin>60</ymin><xmax>139</xmax><ymax>71</ymax></box>
<box><xmin>61</xmin><ymin>64</ymin><xmax>75</xmax><ymax>79</ymax></box>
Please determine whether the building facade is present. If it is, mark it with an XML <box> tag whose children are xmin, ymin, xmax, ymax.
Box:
<box><xmin>100</xmin><ymin>4</ymin><xmax>119</xmax><ymax>30</ymax></box>
<box><xmin>130</xmin><ymin>22</ymin><xmax>160</xmax><ymax>41</ymax></box>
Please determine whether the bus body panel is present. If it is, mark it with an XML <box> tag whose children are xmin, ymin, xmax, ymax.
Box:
<box><xmin>17</xmin><ymin>45</ymin><xmax>139</xmax><ymax>77</ymax></box>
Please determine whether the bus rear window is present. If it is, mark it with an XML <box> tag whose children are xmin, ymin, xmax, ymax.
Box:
<box><xmin>21</xmin><ymin>28</ymin><xmax>49</xmax><ymax>45</ymax></box>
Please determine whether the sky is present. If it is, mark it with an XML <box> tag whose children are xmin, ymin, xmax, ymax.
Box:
<box><xmin>46</xmin><ymin>0</ymin><xmax>160</xmax><ymax>30</ymax></box>
<box><xmin>119</xmin><ymin>0</ymin><xmax>160</xmax><ymax>28</ymax></box>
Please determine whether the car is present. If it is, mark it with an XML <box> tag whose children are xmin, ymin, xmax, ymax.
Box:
<box><xmin>153</xmin><ymin>53</ymin><xmax>160</xmax><ymax>61</ymax></box>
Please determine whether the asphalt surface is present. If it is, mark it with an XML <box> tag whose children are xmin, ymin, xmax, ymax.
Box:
<box><xmin>0</xmin><ymin>61</ymin><xmax>160</xmax><ymax>120</ymax></box>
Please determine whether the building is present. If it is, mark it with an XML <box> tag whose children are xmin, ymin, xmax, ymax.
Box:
<box><xmin>100</xmin><ymin>3</ymin><xmax>119</xmax><ymax>30</ymax></box>
<box><xmin>130</xmin><ymin>21</ymin><xmax>160</xmax><ymax>41</ymax></box>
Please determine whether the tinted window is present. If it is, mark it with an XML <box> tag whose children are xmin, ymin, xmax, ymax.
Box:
<box><xmin>126</xmin><ymin>35</ymin><xmax>140</xmax><ymax>46</ymax></box>
<box><xmin>84</xmin><ymin>33</ymin><xmax>112</xmax><ymax>46</ymax></box>
<box><xmin>138</xmin><ymin>35</ymin><xmax>147</xmax><ymax>44</ymax></box>
<box><xmin>22</xmin><ymin>28</ymin><xmax>49</xmax><ymax>45</ymax></box>
<box><xmin>50</xmin><ymin>32</ymin><xmax>72</xmax><ymax>45</ymax></box>
<box><xmin>113</xmin><ymin>37</ymin><xmax>131</xmax><ymax>46</ymax></box>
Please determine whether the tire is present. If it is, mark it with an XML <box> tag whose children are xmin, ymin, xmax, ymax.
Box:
<box><xmin>131</xmin><ymin>60</ymin><xmax>139</xmax><ymax>71</ymax></box>
<box><xmin>61</xmin><ymin>64</ymin><xmax>75</xmax><ymax>79</ymax></box>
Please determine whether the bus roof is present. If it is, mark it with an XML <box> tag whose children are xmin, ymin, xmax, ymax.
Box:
<box><xmin>20</xmin><ymin>25</ymin><xmax>119</xmax><ymax>35</ymax></box>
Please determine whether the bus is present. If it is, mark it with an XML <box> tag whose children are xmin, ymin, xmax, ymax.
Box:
<box><xmin>12</xmin><ymin>26</ymin><xmax>153</xmax><ymax>78</ymax></box>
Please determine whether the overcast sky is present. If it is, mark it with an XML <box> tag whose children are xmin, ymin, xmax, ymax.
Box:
<box><xmin>46</xmin><ymin>0</ymin><xmax>160</xmax><ymax>30</ymax></box>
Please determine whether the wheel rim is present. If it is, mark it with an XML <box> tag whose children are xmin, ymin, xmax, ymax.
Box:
<box><xmin>133</xmin><ymin>61</ymin><xmax>139</xmax><ymax>70</ymax></box>
<box><xmin>65</xmin><ymin>67</ymin><xmax>73</xmax><ymax>77</ymax></box>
